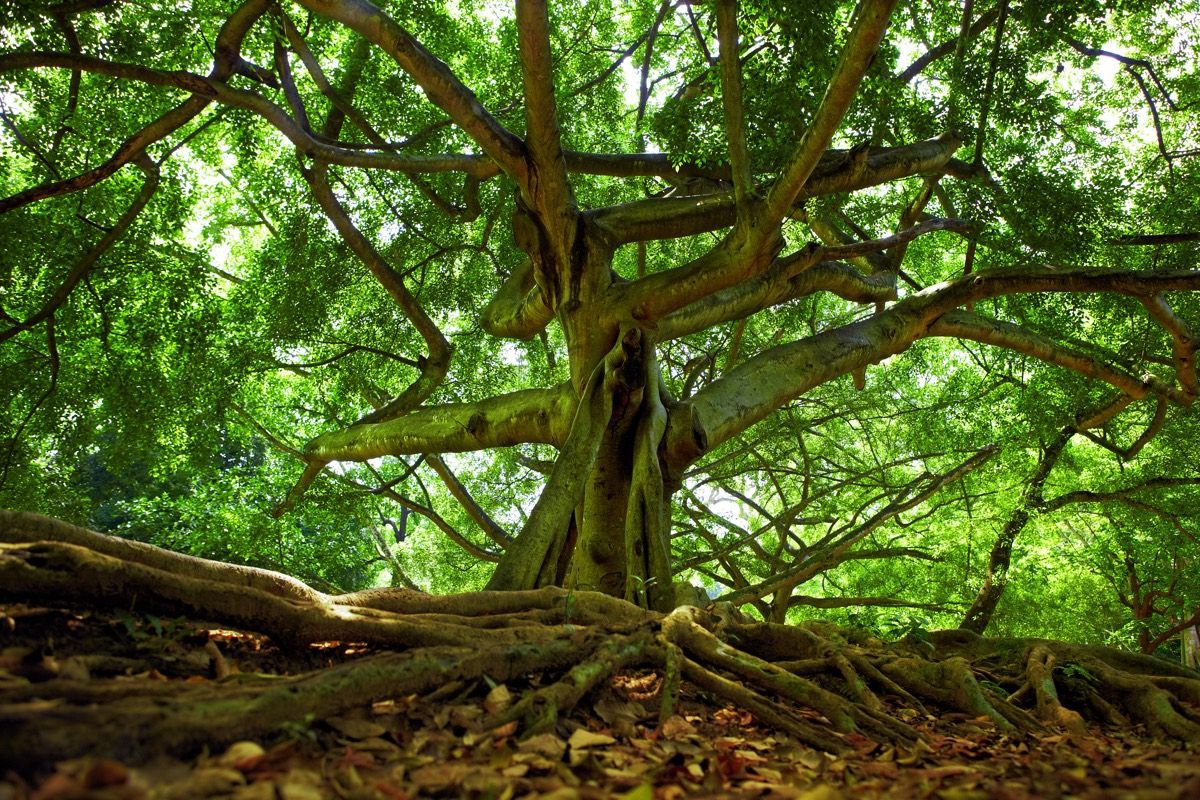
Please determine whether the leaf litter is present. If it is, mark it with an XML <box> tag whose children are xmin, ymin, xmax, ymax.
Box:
<box><xmin>1</xmin><ymin>604</ymin><xmax>1198</xmax><ymax>799</ymax></box>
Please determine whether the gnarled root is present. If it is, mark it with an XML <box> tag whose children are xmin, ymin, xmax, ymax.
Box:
<box><xmin>2</xmin><ymin>510</ymin><xmax>1198</xmax><ymax>775</ymax></box>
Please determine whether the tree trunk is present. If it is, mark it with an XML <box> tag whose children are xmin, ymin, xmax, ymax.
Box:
<box><xmin>557</xmin><ymin>337</ymin><xmax>675</xmax><ymax>610</ymax></box>
<box><xmin>486</xmin><ymin>232</ymin><xmax>675</xmax><ymax>609</ymax></box>
<box><xmin>1183</xmin><ymin>625</ymin><xmax>1200</xmax><ymax>670</ymax></box>
<box><xmin>960</xmin><ymin>428</ymin><xmax>1070</xmax><ymax>633</ymax></box>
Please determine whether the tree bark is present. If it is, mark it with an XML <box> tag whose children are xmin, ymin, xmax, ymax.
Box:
<box><xmin>959</xmin><ymin>428</ymin><xmax>1071</xmax><ymax>633</ymax></box>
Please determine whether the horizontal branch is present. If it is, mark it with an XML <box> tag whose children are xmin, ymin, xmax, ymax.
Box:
<box><xmin>0</xmin><ymin>0</ymin><xmax>269</xmax><ymax>212</ymax></box>
<box><xmin>666</xmin><ymin>266</ymin><xmax>1200</xmax><ymax>466</ymax></box>
<box><xmin>657</xmin><ymin>260</ymin><xmax>896</xmax><ymax>341</ymax></box>
<box><xmin>593</xmin><ymin>134</ymin><xmax>961</xmax><ymax>246</ymax></box>
<box><xmin>788</xmin><ymin>595</ymin><xmax>954</xmax><ymax>612</ymax></box>
<box><xmin>303</xmin><ymin>384</ymin><xmax>575</xmax><ymax>462</ymax></box>
<box><xmin>1044</xmin><ymin>477</ymin><xmax>1200</xmax><ymax>513</ymax></box>
<box><xmin>0</xmin><ymin>52</ymin><xmax>501</xmax><ymax>179</ymax></box>
<box><xmin>1111</xmin><ymin>232</ymin><xmax>1200</xmax><ymax>246</ymax></box>
<box><xmin>607</xmin><ymin>198</ymin><xmax>969</xmax><ymax>329</ymax></box>
<box><xmin>823</xmin><ymin>217</ymin><xmax>977</xmax><ymax>260</ymax></box>
<box><xmin>928</xmin><ymin>310</ymin><xmax>1190</xmax><ymax>404</ymax></box>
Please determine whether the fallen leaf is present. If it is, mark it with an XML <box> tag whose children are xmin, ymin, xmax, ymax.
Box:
<box><xmin>517</xmin><ymin>732</ymin><xmax>567</xmax><ymax>760</ymax></box>
<box><xmin>659</xmin><ymin>716</ymin><xmax>697</xmax><ymax>739</ymax></box>
<box><xmin>327</xmin><ymin>716</ymin><xmax>387</xmax><ymax>740</ymax></box>
<box><xmin>492</xmin><ymin>720</ymin><xmax>519</xmax><ymax>739</ymax></box>
<box><xmin>617</xmin><ymin>784</ymin><xmax>653</xmax><ymax>800</ymax></box>
<box><xmin>484</xmin><ymin>683</ymin><xmax>512</xmax><ymax>715</ymax></box>
<box><xmin>215</xmin><ymin>741</ymin><xmax>265</xmax><ymax>770</ymax></box>
<box><xmin>408</xmin><ymin>763</ymin><xmax>473</xmax><ymax>791</ymax></box>
<box><xmin>277</xmin><ymin>781</ymin><xmax>322</xmax><ymax>800</ymax></box>
<box><xmin>568</xmin><ymin>729</ymin><xmax>616</xmax><ymax>749</ymax></box>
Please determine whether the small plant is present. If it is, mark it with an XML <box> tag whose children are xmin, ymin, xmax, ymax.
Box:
<box><xmin>279</xmin><ymin>713</ymin><xmax>319</xmax><ymax>744</ymax></box>
<box><xmin>848</xmin><ymin>610</ymin><xmax>933</xmax><ymax>642</ymax></box>
<box><xmin>116</xmin><ymin>611</ymin><xmax>188</xmax><ymax>642</ymax></box>
<box><xmin>1055</xmin><ymin>662</ymin><xmax>1099</xmax><ymax>685</ymax></box>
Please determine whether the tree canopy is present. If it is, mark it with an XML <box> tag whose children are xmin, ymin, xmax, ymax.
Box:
<box><xmin>2</xmin><ymin>0</ymin><xmax>1199</xmax><ymax>644</ymax></box>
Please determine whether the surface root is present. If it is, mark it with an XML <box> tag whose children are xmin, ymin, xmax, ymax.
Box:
<box><xmin>2</xmin><ymin>511</ymin><xmax>1198</xmax><ymax>774</ymax></box>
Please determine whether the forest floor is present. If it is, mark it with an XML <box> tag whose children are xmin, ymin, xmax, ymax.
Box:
<box><xmin>2</xmin><ymin>604</ymin><xmax>1198</xmax><ymax>800</ymax></box>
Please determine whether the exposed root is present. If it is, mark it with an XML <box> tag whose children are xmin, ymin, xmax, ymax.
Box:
<box><xmin>679</xmin><ymin>655</ymin><xmax>849</xmax><ymax>753</ymax></box>
<box><xmin>1082</xmin><ymin>658</ymin><xmax>1200</xmax><ymax>741</ymax></box>
<box><xmin>657</xmin><ymin>642</ymin><xmax>682</xmax><ymax>725</ymax></box>
<box><xmin>1027</xmin><ymin>645</ymin><xmax>1088</xmax><ymax>735</ymax></box>
<box><xmin>879</xmin><ymin>656</ymin><xmax>1020</xmax><ymax>734</ymax></box>
<box><xmin>2</xmin><ymin>511</ymin><xmax>1198</xmax><ymax>776</ymax></box>
<box><xmin>487</xmin><ymin>632</ymin><xmax>653</xmax><ymax>734</ymax></box>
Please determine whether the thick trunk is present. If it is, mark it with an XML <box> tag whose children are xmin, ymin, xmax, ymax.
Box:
<box><xmin>958</xmin><ymin>517</ymin><xmax>1025</xmax><ymax>634</ymax></box>
<box><xmin>554</xmin><ymin>343</ymin><xmax>675</xmax><ymax>609</ymax></box>
<box><xmin>488</xmin><ymin>232</ymin><xmax>675</xmax><ymax>609</ymax></box>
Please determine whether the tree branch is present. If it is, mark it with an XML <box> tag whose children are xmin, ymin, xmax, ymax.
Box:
<box><xmin>657</xmin><ymin>260</ymin><xmax>896</xmax><ymax>342</ymax></box>
<box><xmin>0</xmin><ymin>155</ymin><xmax>158</xmax><ymax>343</ymax></box>
<box><xmin>666</xmin><ymin>266</ymin><xmax>1200</xmax><ymax>464</ymax></box>
<box><xmin>303</xmin><ymin>384</ymin><xmax>574</xmax><ymax>462</ymax></box>
<box><xmin>894</xmin><ymin>6</ymin><xmax>1000</xmax><ymax>83</ymax></box>
<box><xmin>480</xmin><ymin>259</ymin><xmax>555</xmax><ymax>340</ymax></box>
<box><xmin>294</xmin><ymin>0</ymin><xmax>527</xmax><ymax>181</ymax></box>
<box><xmin>715</xmin><ymin>0</ymin><xmax>752</xmax><ymax>209</ymax></box>
<box><xmin>929</xmin><ymin>311</ymin><xmax>1188</xmax><ymax>403</ymax></box>
<box><xmin>0</xmin><ymin>0</ymin><xmax>270</xmax><ymax>213</ymax></box>
<box><xmin>593</xmin><ymin>134</ymin><xmax>961</xmax><ymax>246</ymax></box>
<box><xmin>0</xmin><ymin>52</ymin><xmax>501</xmax><ymax>179</ymax></box>
<box><xmin>1044</xmin><ymin>476</ymin><xmax>1200</xmax><ymax>513</ymax></box>
<box><xmin>716</xmin><ymin>446</ymin><xmax>997</xmax><ymax>607</ymax></box>
<box><xmin>425</xmin><ymin>454</ymin><xmax>511</xmax><ymax>549</ymax></box>
<box><xmin>760</xmin><ymin>0</ymin><xmax>899</xmax><ymax>235</ymax></box>
<box><xmin>1141</xmin><ymin>295</ymin><xmax>1197</xmax><ymax>401</ymax></box>
<box><xmin>516</xmin><ymin>0</ymin><xmax>573</xmax><ymax>221</ymax></box>
<box><xmin>300</xmin><ymin>163</ymin><xmax>451</xmax><ymax>424</ymax></box>
<box><xmin>788</xmin><ymin>596</ymin><xmax>954</xmax><ymax>612</ymax></box>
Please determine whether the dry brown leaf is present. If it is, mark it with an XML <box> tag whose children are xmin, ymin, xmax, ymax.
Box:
<box><xmin>518</xmin><ymin>733</ymin><xmax>567</xmax><ymax>760</ymax></box>
<box><xmin>328</xmin><ymin>716</ymin><xmax>387</xmax><ymax>740</ymax></box>
<box><xmin>658</xmin><ymin>715</ymin><xmax>697</xmax><ymax>740</ymax></box>
<box><xmin>484</xmin><ymin>683</ymin><xmax>513</xmax><ymax>715</ymax></box>
<box><xmin>408</xmin><ymin>763</ymin><xmax>473</xmax><ymax>790</ymax></box>
<box><xmin>567</xmin><ymin>729</ymin><xmax>616</xmax><ymax>750</ymax></box>
<box><xmin>492</xmin><ymin>720</ymin><xmax>519</xmax><ymax>740</ymax></box>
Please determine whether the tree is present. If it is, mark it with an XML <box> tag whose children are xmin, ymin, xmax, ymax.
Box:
<box><xmin>3</xmin><ymin>0</ymin><xmax>1200</xmax><ymax>765</ymax></box>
